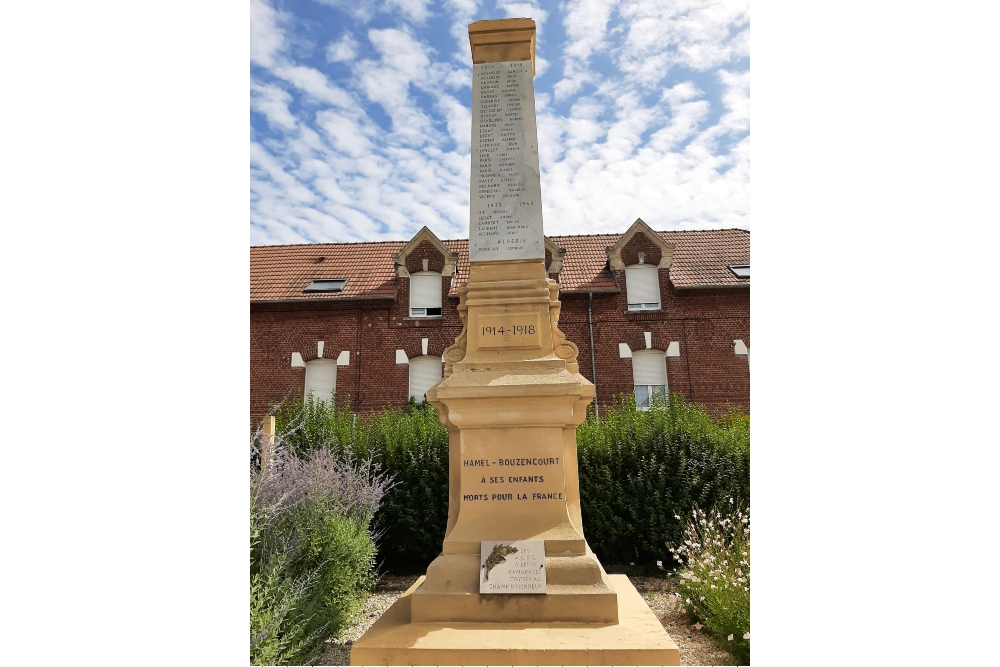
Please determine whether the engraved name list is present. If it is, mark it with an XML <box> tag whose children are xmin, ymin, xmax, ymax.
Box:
<box><xmin>469</xmin><ymin>60</ymin><xmax>544</xmax><ymax>262</ymax></box>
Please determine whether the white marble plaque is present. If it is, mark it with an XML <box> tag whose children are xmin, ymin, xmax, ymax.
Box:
<box><xmin>469</xmin><ymin>61</ymin><xmax>544</xmax><ymax>262</ymax></box>
<box><xmin>480</xmin><ymin>539</ymin><xmax>546</xmax><ymax>594</ymax></box>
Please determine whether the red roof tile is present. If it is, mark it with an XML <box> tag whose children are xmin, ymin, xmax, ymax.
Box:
<box><xmin>250</xmin><ymin>229</ymin><xmax>748</xmax><ymax>302</ymax></box>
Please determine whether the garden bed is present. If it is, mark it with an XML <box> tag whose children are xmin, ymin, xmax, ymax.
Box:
<box><xmin>319</xmin><ymin>573</ymin><xmax>735</xmax><ymax>666</ymax></box>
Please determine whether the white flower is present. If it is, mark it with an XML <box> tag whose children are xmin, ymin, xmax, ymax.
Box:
<box><xmin>728</xmin><ymin>634</ymin><xmax>734</xmax><ymax>641</ymax></box>
<box><xmin>743</xmin><ymin>632</ymin><xmax>750</xmax><ymax>640</ymax></box>
<box><xmin>657</xmin><ymin>560</ymin><xmax>663</xmax><ymax>567</ymax></box>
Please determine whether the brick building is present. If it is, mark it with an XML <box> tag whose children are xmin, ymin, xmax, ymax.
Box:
<box><xmin>250</xmin><ymin>219</ymin><xmax>749</xmax><ymax>425</ymax></box>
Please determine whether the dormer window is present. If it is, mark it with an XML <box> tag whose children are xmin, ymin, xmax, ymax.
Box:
<box><xmin>728</xmin><ymin>265</ymin><xmax>749</xmax><ymax>279</ymax></box>
<box><xmin>409</xmin><ymin>272</ymin><xmax>442</xmax><ymax>317</ymax></box>
<box><xmin>624</xmin><ymin>264</ymin><xmax>661</xmax><ymax>311</ymax></box>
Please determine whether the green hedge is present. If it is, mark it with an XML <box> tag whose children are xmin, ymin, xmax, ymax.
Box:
<box><xmin>271</xmin><ymin>392</ymin><xmax>749</xmax><ymax>570</ymax></box>
<box><xmin>577</xmin><ymin>393</ymin><xmax>750</xmax><ymax>564</ymax></box>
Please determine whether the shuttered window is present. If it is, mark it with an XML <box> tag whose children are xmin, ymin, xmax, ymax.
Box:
<box><xmin>624</xmin><ymin>265</ymin><xmax>661</xmax><ymax>311</ymax></box>
<box><xmin>408</xmin><ymin>355</ymin><xmax>443</xmax><ymax>403</ymax></box>
<box><xmin>305</xmin><ymin>359</ymin><xmax>337</xmax><ymax>404</ymax></box>
<box><xmin>631</xmin><ymin>350</ymin><xmax>667</xmax><ymax>409</ymax></box>
<box><xmin>410</xmin><ymin>272</ymin><xmax>443</xmax><ymax>317</ymax></box>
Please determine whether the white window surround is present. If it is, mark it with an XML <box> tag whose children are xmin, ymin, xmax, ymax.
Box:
<box><xmin>624</xmin><ymin>264</ymin><xmax>661</xmax><ymax>311</ymax></box>
<box><xmin>408</xmin><ymin>355</ymin><xmax>443</xmax><ymax>403</ymax></box>
<box><xmin>305</xmin><ymin>358</ymin><xmax>337</xmax><ymax>404</ymax></box>
<box><xmin>409</xmin><ymin>272</ymin><xmax>443</xmax><ymax>317</ymax></box>
<box><xmin>631</xmin><ymin>349</ymin><xmax>667</xmax><ymax>410</ymax></box>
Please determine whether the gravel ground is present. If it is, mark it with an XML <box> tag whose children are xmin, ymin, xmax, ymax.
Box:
<box><xmin>319</xmin><ymin>573</ymin><xmax>737</xmax><ymax>666</ymax></box>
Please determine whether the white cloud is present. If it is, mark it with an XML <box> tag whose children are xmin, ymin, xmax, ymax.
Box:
<box><xmin>272</xmin><ymin>65</ymin><xmax>354</xmax><ymax>108</ymax></box>
<box><xmin>250</xmin><ymin>0</ymin><xmax>286</xmax><ymax>68</ymax></box>
<box><xmin>251</xmin><ymin>82</ymin><xmax>297</xmax><ymax>130</ymax></box>
<box><xmin>497</xmin><ymin>1</ymin><xmax>548</xmax><ymax>26</ymax></box>
<box><xmin>383</xmin><ymin>0</ymin><xmax>434</xmax><ymax>24</ymax></box>
<box><xmin>325</xmin><ymin>34</ymin><xmax>357</xmax><ymax>63</ymax></box>
<box><xmin>563</xmin><ymin>0</ymin><xmax>617</xmax><ymax>60</ymax></box>
<box><xmin>615</xmin><ymin>0</ymin><xmax>750</xmax><ymax>82</ymax></box>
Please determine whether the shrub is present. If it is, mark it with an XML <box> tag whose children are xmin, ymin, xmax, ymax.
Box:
<box><xmin>268</xmin><ymin>391</ymin><xmax>749</xmax><ymax>571</ymax></box>
<box><xmin>250</xmin><ymin>428</ymin><xmax>392</xmax><ymax>665</ymax></box>
<box><xmin>273</xmin><ymin>395</ymin><xmax>450</xmax><ymax>571</ymax></box>
<box><xmin>667</xmin><ymin>502</ymin><xmax>751</xmax><ymax>665</ymax></box>
<box><xmin>576</xmin><ymin>393</ymin><xmax>750</xmax><ymax>565</ymax></box>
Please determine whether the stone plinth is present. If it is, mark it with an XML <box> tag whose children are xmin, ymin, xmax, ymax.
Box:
<box><xmin>350</xmin><ymin>575</ymin><xmax>681</xmax><ymax>666</ymax></box>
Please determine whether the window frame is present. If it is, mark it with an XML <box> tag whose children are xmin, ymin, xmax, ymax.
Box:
<box><xmin>304</xmin><ymin>358</ymin><xmax>337</xmax><ymax>404</ymax></box>
<box><xmin>631</xmin><ymin>349</ymin><xmax>668</xmax><ymax>411</ymax></box>
<box><xmin>408</xmin><ymin>271</ymin><xmax>443</xmax><ymax>318</ymax></box>
<box><xmin>407</xmin><ymin>355</ymin><xmax>443</xmax><ymax>403</ymax></box>
<box><xmin>624</xmin><ymin>264</ymin><xmax>661</xmax><ymax>312</ymax></box>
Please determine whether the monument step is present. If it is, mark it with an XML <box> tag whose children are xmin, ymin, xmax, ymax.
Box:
<box><xmin>350</xmin><ymin>574</ymin><xmax>680</xmax><ymax>666</ymax></box>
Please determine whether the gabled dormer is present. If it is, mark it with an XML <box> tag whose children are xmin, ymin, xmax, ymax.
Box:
<box><xmin>607</xmin><ymin>219</ymin><xmax>676</xmax><ymax>312</ymax></box>
<box><xmin>392</xmin><ymin>227</ymin><xmax>459</xmax><ymax>318</ymax></box>
<box><xmin>545</xmin><ymin>237</ymin><xmax>565</xmax><ymax>279</ymax></box>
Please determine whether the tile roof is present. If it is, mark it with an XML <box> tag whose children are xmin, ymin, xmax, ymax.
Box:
<box><xmin>250</xmin><ymin>229</ymin><xmax>748</xmax><ymax>302</ymax></box>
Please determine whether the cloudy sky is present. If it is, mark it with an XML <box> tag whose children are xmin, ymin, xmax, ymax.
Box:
<box><xmin>250</xmin><ymin>0</ymin><xmax>749</xmax><ymax>246</ymax></box>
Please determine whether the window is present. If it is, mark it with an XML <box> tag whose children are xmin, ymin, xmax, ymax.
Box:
<box><xmin>728</xmin><ymin>265</ymin><xmax>749</xmax><ymax>279</ymax></box>
<box><xmin>631</xmin><ymin>349</ymin><xmax>667</xmax><ymax>410</ymax></box>
<box><xmin>304</xmin><ymin>359</ymin><xmax>337</xmax><ymax>403</ymax></box>
<box><xmin>304</xmin><ymin>279</ymin><xmax>348</xmax><ymax>293</ymax></box>
<box><xmin>408</xmin><ymin>355</ymin><xmax>442</xmax><ymax>403</ymax></box>
<box><xmin>409</xmin><ymin>272</ymin><xmax>442</xmax><ymax>317</ymax></box>
<box><xmin>624</xmin><ymin>265</ymin><xmax>660</xmax><ymax>311</ymax></box>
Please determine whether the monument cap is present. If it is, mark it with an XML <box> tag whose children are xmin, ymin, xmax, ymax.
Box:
<box><xmin>468</xmin><ymin>18</ymin><xmax>536</xmax><ymax>75</ymax></box>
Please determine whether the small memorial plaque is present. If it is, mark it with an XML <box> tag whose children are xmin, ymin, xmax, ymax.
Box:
<box><xmin>480</xmin><ymin>540</ymin><xmax>546</xmax><ymax>594</ymax></box>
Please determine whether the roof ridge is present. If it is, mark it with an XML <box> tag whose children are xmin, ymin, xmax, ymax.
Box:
<box><xmin>252</xmin><ymin>228</ymin><xmax>749</xmax><ymax>250</ymax></box>
<box><xmin>250</xmin><ymin>240</ymin><xmax>407</xmax><ymax>249</ymax></box>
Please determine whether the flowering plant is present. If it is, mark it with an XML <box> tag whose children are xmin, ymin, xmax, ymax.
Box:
<box><xmin>665</xmin><ymin>501</ymin><xmax>750</xmax><ymax>664</ymax></box>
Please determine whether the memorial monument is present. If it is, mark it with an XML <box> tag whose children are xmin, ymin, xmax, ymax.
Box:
<box><xmin>350</xmin><ymin>18</ymin><xmax>680</xmax><ymax>665</ymax></box>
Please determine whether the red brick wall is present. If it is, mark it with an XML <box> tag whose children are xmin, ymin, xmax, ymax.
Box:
<box><xmin>251</xmin><ymin>270</ymin><xmax>748</xmax><ymax>426</ymax></box>
<box><xmin>404</xmin><ymin>241</ymin><xmax>445</xmax><ymax>274</ymax></box>
<box><xmin>619</xmin><ymin>231</ymin><xmax>663</xmax><ymax>266</ymax></box>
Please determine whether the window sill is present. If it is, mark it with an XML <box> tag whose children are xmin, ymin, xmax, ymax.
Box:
<box><xmin>403</xmin><ymin>316</ymin><xmax>443</xmax><ymax>321</ymax></box>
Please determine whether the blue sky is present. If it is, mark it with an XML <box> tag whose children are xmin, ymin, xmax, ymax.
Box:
<box><xmin>250</xmin><ymin>0</ymin><xmax>750</xmax><ymax>245</ymax></box>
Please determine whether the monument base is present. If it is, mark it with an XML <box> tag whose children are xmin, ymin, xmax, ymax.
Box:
<box><xmin>350</xmin><ymin>574</ymin><xmax>680</xmax><ymax>666</ymax></box>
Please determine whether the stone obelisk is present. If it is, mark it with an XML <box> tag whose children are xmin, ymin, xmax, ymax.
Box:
<box><xmin>350</xmin><ymin>19</ymin><xmax>680</xmax><ymax>665</ymax></box>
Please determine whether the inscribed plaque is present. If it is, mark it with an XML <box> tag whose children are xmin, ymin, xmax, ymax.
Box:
<box><xmin>480</xmin><ymin>540</ymin><xmax>546</xmax><ymax>594</ymax></box>
<box><xmin>469</xmin><ymin>61</ymin><xmax>544</xmax><ymax>262</ymax></box>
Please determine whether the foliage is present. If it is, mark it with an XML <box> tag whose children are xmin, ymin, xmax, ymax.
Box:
<box><xmin>273</xmin><ymin>393</ymin><xmax>450</xmax><ymax>571</ymax></box>
<box><xmin>250</xmin><ymin>427</ymin><xmax>392</xmax><ymax>665</ymax></box>
<box><xmin>267</xmin><ymin>390</ymin><xmax>748</xmax><ymax>570</ymax></box>
<box><xmin>666</xmin><ymin>502</ymin><xmax>751</xmax><ymax>665</ymax></box>
<box><xmin>576</xmin><ymin>392</ymin><xmax>750</xmax><ymax>565</ymax></box>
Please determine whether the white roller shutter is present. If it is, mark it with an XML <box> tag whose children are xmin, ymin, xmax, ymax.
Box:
<box><xmin>305</xmin><ymin>359</ymin><xmax>337</xmax><ymax>403</ymax></box>
<box><xmin>410</xmin><ymin>273</ymin><xmax>442</xmax><ymax>312</ymax></box>
<box><xmin>409</xmin><ymin>355</ymin><xmax>443</xmax><ymax>403</ymax></box>
<box><xmin>624</xmin><ymin>265</ymin><xmax>660</xmax><ymax>308</ymax></box>
<box><xmin>631</xmin><ymin>350</ymin><xmax>667</xmax><ymax>387</ymax></box>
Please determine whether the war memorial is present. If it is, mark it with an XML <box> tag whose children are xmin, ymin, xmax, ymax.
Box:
<box><xmin>349</xmin><ymin>18</ymin><xmax>681</xmax><ymax>666</ymax></box>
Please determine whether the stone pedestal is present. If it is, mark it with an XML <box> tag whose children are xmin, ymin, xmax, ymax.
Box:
<box><xmin>412</xmin><ymin>259</ymin><xmax>617</xmax><ymax>624</ymax></box>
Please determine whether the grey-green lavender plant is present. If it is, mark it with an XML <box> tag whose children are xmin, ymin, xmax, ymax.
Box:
<box><xmin>250</xmin><ymin>427</ymin><xmax>393</xmax><ymax>665</ymax></box>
